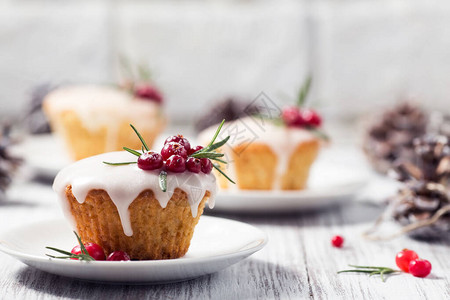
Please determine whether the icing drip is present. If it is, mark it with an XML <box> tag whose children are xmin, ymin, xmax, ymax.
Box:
<box><xmin>198</xmin><ymin>117</ymin><xmax>317</xmax><ymax>189</ymax></box>
<box><xmin>53</xmin><ymin>151</ymin><xmax>218</xmax><ymax>236</ymax></box>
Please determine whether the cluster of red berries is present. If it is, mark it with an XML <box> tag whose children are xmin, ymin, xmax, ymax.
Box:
<box><xmin>134</xmin><ymin>84</ymin><xmax>163</xmax><ymax>104</ymax></box>
<box><xmin>281</xmin><ymin>106</ymin><xmax>322</xmax><ymax>128</ymax></box>
<box><xmin>395</xmin><ymin>249</ymin><xmax>432</xmax><ymax>278</ymax></box>
<box><xmin>71</xmin><ymin>243</ymin><xmax>130</xmax><ymax>261</ymax></box>
<box><xmin>137</xmin><ymin>135</ymin><xmax>212</xmax><ymax>174</ymax></box>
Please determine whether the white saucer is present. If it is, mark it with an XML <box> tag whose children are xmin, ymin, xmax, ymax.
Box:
<box><xmin>0</xmin><ymin>216</ymin><xmax>267</xmax><ymax>284</ymax></box>
<box><xmin>210</xmin><ymin>160</ymin><xmax>368</xmax><ymax>213</ymax></box>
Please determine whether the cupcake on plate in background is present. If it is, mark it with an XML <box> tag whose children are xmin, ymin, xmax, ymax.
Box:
<box><xmin>198</xmin><ymin>77</ymin><xmax>329</xmax><ymax>191</ymax></box>
<box><xmin>43</xmin><ymin>62</ymin><xmax>166</xmax><ymax>161</ymax></box>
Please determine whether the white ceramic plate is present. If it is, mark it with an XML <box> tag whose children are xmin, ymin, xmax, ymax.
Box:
<box><xmin>210</xmin><ymin>160</ymin><xmax>369</xmax><ymax>213</ymax></box>
<box><xmin>0</xmin><ymin>216</ymin><xmax>267</xmax><ymax>284</ymax></box>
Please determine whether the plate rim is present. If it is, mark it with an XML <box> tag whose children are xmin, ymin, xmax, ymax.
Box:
<box><xmin>0</xmin><ymin>216</ymin><xmax>268</xmax><ymax>268</ymax></box>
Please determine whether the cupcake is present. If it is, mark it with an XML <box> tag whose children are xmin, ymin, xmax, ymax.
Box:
<box><xmin>52</xmin><ymin>123</ymin><xmax>232</xmax><ymax>260</ymax></box>
<box><xmin>43</xmin><ymin>84</ymin><xmax>166</xmax><ymax>161</ymax></box>
<box><xmin>198</xmin><ymin>78</ymin><xmax>328</xmax><ymax>191</ymax></box>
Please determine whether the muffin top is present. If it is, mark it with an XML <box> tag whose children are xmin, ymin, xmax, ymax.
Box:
<box><xmin>44</xmin><ymin>85</ymin><xmax>165</xmax><ymax>131</ymax></box>
<box><xmin>53</xmin><ymin>151</ymin><xmax>218</xmax><ymax>236</ymax></box>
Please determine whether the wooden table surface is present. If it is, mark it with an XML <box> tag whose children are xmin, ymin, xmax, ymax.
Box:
<box><xmin>0</xmin><ymin>166</ymin><xmax>449</xmax><ymax>299</ymax></box>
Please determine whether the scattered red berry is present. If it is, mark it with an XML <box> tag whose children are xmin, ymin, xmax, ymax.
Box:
<box><xmin>135</xmin><ymin>84</ymin><xmax>163</xmax><ymax>104</ymax></box>
<box><xmin>107</xmin><ymin>251</ymin><xmax>131</xmax><ymax>261</ymax></box>
<box><xmin>137</xmin><ymin>151</ymin><xmax>163</xmax><ymax>170</ymax></box>
<box><xmin>186</xmin><ymin>157</ymin><xmax>201</xmax><ymax>173</ymax></box>
<box><xmin>164</xmin><ymin>135</ymin><xmax>191</xmax><ymax>152</ymax></box>
<box><xmin>161</xmin><ymin>142</ymin><xmax>188</xmax><ymax>160</ymax></box>
<box><xmin>395</xmin><ymin>249</ymin><xmax>419</xmax><ymax>273</ymax></box>
<box><xmin>71</xmin><ymin>243</ymin><xmax>105</xmax><ymax>261</ymax></box>
<box><xmin>409</xmin><ymin>259</ymin><xmax>432</xmax><ymax>278</ymax></box>
<box><xmin>165</xmin><ymin>155</ymin><xmax>186</xmax><ymax>173</ymax></box>
<box><xmin>188</xmin><ymin>145</ymin><xmax>203</xmax><ymax>156</ymax></box>
<box><xmin>281</xmin><ymin>106</ymin><xmax>304</xmax><ymax>127</ymax></box>
<box><xmin>331</xmin><ymin>235</ymin><xmax>344</xmax><ymax>248</ymax></box>
<box><xmin>301</xmin><ymin>109</ymin><xmax>322</xmax><ymax>127</ymax></box>
<box><xmin>200</xmin><ymin>158</ymin><xmax>213</xmax><ymax>174</ymax></box>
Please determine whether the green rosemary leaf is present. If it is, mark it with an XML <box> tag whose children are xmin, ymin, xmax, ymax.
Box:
<box><xmin>191</xmin><ymin>152</ymin><xmax>224</xmax><ymax>159</ymax></box>
<box><xmin>123</xmin><ymin>147</ymin><xmax>141</xmax><ymax>157</ymax></box>
<box><xmin>205</xmin><ymin>136</ymin><xmax>230</xmax><ymax>152</ymax></box>
<box><xmin>142</xmin><ymin>146</ymin><xmax>145</xmax><ymax>153</ymax></box>
<box><xmin>348</xmin><ymin>265</ymin><xmax>389</xmax><ymax>270</ymax></box>
<box><xmin>209</xmin><ymin>157</ymin><xmax>227</xmax><ymax>164</ymax></box>
<box><xmin>208</xmin><ymin>119</ymin><xmax>225</xmax><ymax>147</ymax></box>
<box><xmin>74</xmin><ymin>231</ymin><xmax>89</xmax><ymax>256</ymax></box>
<box><xmin>103</xmin><ymin>161</ymin><xmax>137</xmax><ymax>166</ymax></box>
<box><xmin>213</xmin><ymin>164</ymin><xmax>235</xmax><ymax>184</ymax></box>
<box><xmin>310</xmin><ymin>128</ymin><xmax>330</xmax><ymax>141</ymax></box>
<box><xmin>337</xmin><ymin>270</ymin><xmax>376</xmax><ymax>274</ymax></box>
<box><xmin>159</xmin><ymin>170</ymin><xmax>167</xmax><ymax>192</ymax></box>
<box><xmin>297</xmin><ymin>75</ymin><xmax>312</xmax><ymax>107</ymax></box>
<box><xmin>45</xmin><ymin>247</ymin><xmax>74</xmax><ymax>256</ymax></box>
<box><xmin>138</xmin><ymin>63</ymin><xmax>151</xmax><ymax>81</ymax></box>
<box><xmin>130</xmin><ymin>124</ymin><xmax>149</xmax><ymax>151</ymax></box>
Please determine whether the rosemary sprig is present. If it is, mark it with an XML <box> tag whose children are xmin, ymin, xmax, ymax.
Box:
<box><xmin>45</xmin><ymin>232</ymin><xmax>95</xmax><ymax>261</ymax></box>
<box><xmin>310</xmin><ymin>128</ymin><xmax>330</xmax><ymax>141</ymax></box>
<box><xmin>103</xmin><ymin>161</ymin><xmax>137</xmax><ymax>166</ymax></box>
<box><xmin>213</xmin><ymin>164</ymin><xmax>236</xmax><ymax>184</ymax></box>
<box><xmin>159</xmin><ymin>170</ymin><xmax>167</xmax><ymax>192</ymax></box>
<box><xmin>297</xmin><ymin>75</ymin><xmax>312</xmax><ymax>107</ymax></box>
<box><xmin>130</xmin><ymin>124</ymin><xmax>149</xmax><ymax>151</ymax></box>
<box><xmin>123</xmin><ymin>147</ymin><xmax>142</xmax><ymax>157</ymax></box>
<box><xmin>337</xmin><ymin>265</ymin><xmax>400</xmax><ymax>282</ymax></box>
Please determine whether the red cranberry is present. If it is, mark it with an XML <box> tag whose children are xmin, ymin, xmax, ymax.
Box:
<box><xmin>409</xmin><ymin>259</ymin><xmax>432</xmax><ymax>278</ymax></box>
<box><xmin>137</xmin><ymin>151</ymin><xmax>163</xmax><ymax>170</ymax></box>
<box><xmin>186</xmin><ymin>157</ymin><xmax>201</xmax><ymax>173</ymax></box>
<box><xmin>331</xmin><ymin>235</ymin><xmax>344</xmax><ymax>248</ymax></box>
<box><xmin>164</xmin><ymin>135</ymin><xmax>191</xmax><ymax>152</ymax></box>
<box><xmin>302</xmin><ymin>109</ymin><xmax>322</xmax><ymax>127</ymax></box>
<box><xmin>281</xmin><ymin>106</ymin><xmax>304</xmax><ymax>127</ymax></box>
<box><xmin>395</xmin><ymin>249</ymin><xmax>419</xmax><ymax>273</ymax></box>
<box><xmin>165</xmin><ymin>155</ymin><xmax>186</xmax><ymax>173</ymax></box>
<box><xmin>200</xmin><ymin>158</ymin><xmax>213</xmax><ymax>174</ymax></box>
<box><xmin>107</xmin><ymin>251</ymin><xmax>131</xmax><ymax>261</ymax></box>
<box><xmin>71</xmin><ymin>243</ymin><xmax>105</xmax><ymax>261</ymax></box>
<box><xmin>188</xmin><ymin>145</ymin><xmax>204</xmax><ymax>156</ymax></box>
<box><xmin>135</xmin><ymin>84</ymin><xmax>163</xmax><ymax>104</ymax></box>
<box><xmin>161</xmin><ymin>142</ymin><xmax>188</xmax><ymax>160</ymax></box>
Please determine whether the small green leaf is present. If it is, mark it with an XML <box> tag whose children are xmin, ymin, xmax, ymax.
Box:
<box><xmin>208</xmin><ymin>119</ymin><xmax>225</xmax><ymax>147</ymax></box>
<box><xmin>297</xmin><ymin>75</ymin><xmax>312</xmax><ymax>107</ymax></box>
<box><xmin>103</xmin><ymin>161</ymin><xmax>137</xmax><ymax>166</ymax></box>
<box><xmin>159</xmin><ymin>170</ymin><xmax>167</xmax><ymax>192</ymax></box>
<box><xmin>123</xmin><ymin>147</ymin><xmax>142</xmax><ymax>157</ymax></box>
<box><xmin>213</xmin><ymin>164</ymin><xmax>236</xmax><ymax>184</ymax></box>
<box><xmin>130</xmin><ymin>124</ymin><xmax>149</xmax><ymax>151</ymax></box>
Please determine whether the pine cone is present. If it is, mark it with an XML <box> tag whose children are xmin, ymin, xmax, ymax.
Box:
<box><xmin>389</xmin><ymin>134</ymin><xmax>450</xmax><ymax>239</ymax></box>
<box><xmin>0</xmin><ymin>124</ymin><xmax>21</xmax><ymax>200</ymax></box>
<box><xmin>363</xmin><ymin>102</ymin><xmax>428</xmax><ymax>174</ymax></box>
<box><xmin>391</xmin><ymin>181</ymin><xmax>449</xmax><ymax>239</ymax></box>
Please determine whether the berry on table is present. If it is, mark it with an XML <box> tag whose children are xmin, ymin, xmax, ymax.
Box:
<box><xmin>331</xmin><ymin>235</ymin><xmax>344</xmax><ymax>248</ymax></box>
<box><xmin>302</xmin><ymin>109</ymin><xmax>322</xmax><ymax>127</ymax></box>
<box><xmin>71</xmin><ymin>243</ymin><xmax>105</xmax><ymax>261</ymax></box>
<box><xmin>137</xmin><ymin>151</ymin><xmax>163</xmax><ymax>170</ymax></box>
<box><xmin>164</xmin><ymin>135</ymin><xmax>191</xmax><ymax>152</ymax></box>
<box><xmin>395</xmin><ymin>249</ymin><xmax>419</xmax><ymax>273</ymax></box>
<box><xmin>200</xmin><ymin>158</ymin><xmax>213</xmax><ymax>174</ymax></box>
<box><xmin>135</xmin><ymin>84</ymin><xmax>163</xmax><ymax>104</ymax></box>
<box><xmin>107</xmin><ymin>251</ymin><xmax>131</xmax><ymax>261</ymax></box>
<box><xmin>161</xmin><ymin>142</ymin><xmax>188</xmax><ymax>160</ymax></box>
<box><xmin>165</xmin><ymin>155</ymin><xmax>186</xmax><ymax>173</ymax></box>
<box><xmin>409</xmin><ymin>259</ymin><xmax>432</xmax><ymax>278</ymax></box>
<box><xmin>188</xmin><ymin>145</ymin><xmax>203</xmax><ymax>156</ymax></box>
<box><xmin>186</xmin><ymin>157</ymin><xmax>201</xmax><ymax>173</ymax></box>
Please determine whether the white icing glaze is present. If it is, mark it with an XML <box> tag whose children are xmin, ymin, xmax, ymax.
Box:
<box><xmin>198</xmin><ymin>117</ymin><xmax>319</xmax><ymax>189</ymax></box>
<box><xmin>53</xmin><ymin>151</ymin><xmax>217</xmax><ymax>236</ymax></box>
<box><xmin>44</xmin><ymin>85</ymin><xmax>166</xmax><ymax>155</ymax></box>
